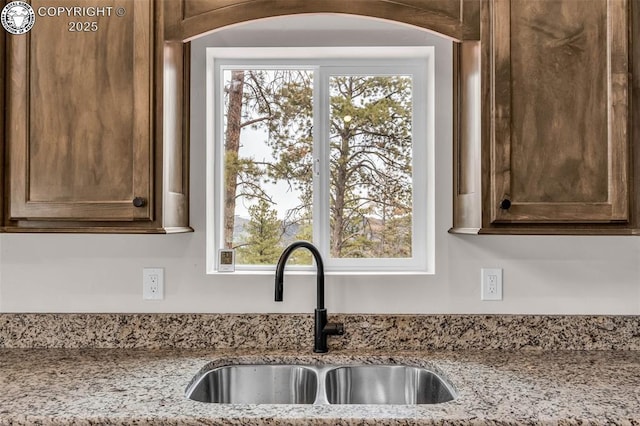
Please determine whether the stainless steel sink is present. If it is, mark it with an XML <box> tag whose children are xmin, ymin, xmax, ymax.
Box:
<box><xmin>186</xmin><ymin>365</ymin><xmax>318</xmax><ymax>404</ymax></box>
<box><xmin>186</xmin><ymin>363</ymin><xmax>456</xmax><ymax>405</ymax></box>
<box><xmin>325</xmin><ymin>365</ymin><xmax>456</xmax><ymax>404</ymax></box>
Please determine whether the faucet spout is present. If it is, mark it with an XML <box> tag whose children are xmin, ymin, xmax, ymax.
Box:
<box><xmin>275</xmin><ymin>241</ymin><xmax>324</xmax><ymax>308</ymax></box>
<box><xmin>274</xmin><ymin>241</ymin><xmax>343</xmax><ymax>353</ymax></box>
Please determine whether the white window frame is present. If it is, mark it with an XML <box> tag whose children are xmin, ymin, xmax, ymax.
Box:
<box><xmin>206</xmin><ymin>47</ymin><xmax>435</xmax><ymax>274</ymax></box>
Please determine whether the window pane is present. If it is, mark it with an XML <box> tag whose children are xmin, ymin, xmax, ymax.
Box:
<box><xmin>329</xmin><ymin>75</ymin><xmax>413</xmax><ymax>259</ymax></box>
<box><xmin>222</xmin><ymin>69</ymin><xmax>314</xmax><ymax>265</ymax></box>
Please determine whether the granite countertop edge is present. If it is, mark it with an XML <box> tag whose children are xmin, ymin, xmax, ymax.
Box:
<box><xmin>0</xmin><ymin>348</ymin><xmax>639</xmax><ymax>426</ymax></box>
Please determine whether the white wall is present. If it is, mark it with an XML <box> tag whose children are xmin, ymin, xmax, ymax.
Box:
<box><xmin>0</xmin><ymin>15</ymin><xmax>638</xmax><ymax>314</ymax></box>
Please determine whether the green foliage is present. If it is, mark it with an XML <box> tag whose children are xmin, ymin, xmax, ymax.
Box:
<box><xmin>327</xmin><ymin>75</ymin><xmax>413</xmax><ymax>258</ymax></box>
<box><xmin>224</xmin><ymin>69</ymin><xmax>414</xmax><ymax>263</ymax></box>
<box><xmin>236</xmin><ymin>200</ymin><xmax>282</xmax><ymax>265</ymax></box>
<box><xmin>288</xmin><ymin>219</ymin><xmax>313</xmax><ymax>265</ymax></box>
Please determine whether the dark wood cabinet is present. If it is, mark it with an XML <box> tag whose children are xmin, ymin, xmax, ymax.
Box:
<box><xmin>2</xmin><ymin>0</ymin><xmax>637</xmax><ymax>235</ymax></box>
<box><xmin>0</xmin><ymin>24</ymin><xmax>4</xmax><ymax>228</ymax></box>
<box><xmin>453</xmin><ymin>0</ymin><xmax>637</xmax><ymax>234</ymax></box>
<box><xmin>3</xmin><ymin>0</ymin><xmax>190</xmax><ymax>232</ymax></box>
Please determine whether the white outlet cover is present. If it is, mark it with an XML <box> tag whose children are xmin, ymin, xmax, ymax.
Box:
<box><xmin>481</xmin><ymin>268</ymin><xmax>503</xmax><ymax>301</ymax></box>
<box><xmin>143</xmin><ymin>267</ymin><xmax>164</xmax><ymax>300</ymax></box>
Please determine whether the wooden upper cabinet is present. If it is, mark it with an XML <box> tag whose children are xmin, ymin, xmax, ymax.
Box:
<box><xmin>0</xmin><ymin>26</ymin><xmax>4</xmax><ymax>227</ymax></box>
<box><xmin>3</xmin><ymin>0</ymin><xmax>190</xmax><ymax>232</ymax></box>
<box><xmin>492</xmin><ymin>0</ymin><xmax>629</xmax><ymax>224</ymax></box>
<box><xmin>7</xmin><ymin>0</ymin><xmax>152</xmax><ymax>223</ymax></box>
<box><xmin>454</xmin><ymin>0</ymin><xmax>634</xmax><ymax>234</ymax></box>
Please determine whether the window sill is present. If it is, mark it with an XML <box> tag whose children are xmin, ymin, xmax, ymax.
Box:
<box><xmin>209</xmin><ymin>270</ymin><xmax>433</xmax><ymax>276</ymax></box>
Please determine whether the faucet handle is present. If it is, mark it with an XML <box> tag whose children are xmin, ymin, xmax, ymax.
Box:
<box><xmin>323</xmin><ymin>322</ymin><xmax>344</xmax><ymax>336</ymax></box>
<box><xmin>314</xmin><ymin>309</ymin><xmax>344</xmax><ymax>353</ymax></box>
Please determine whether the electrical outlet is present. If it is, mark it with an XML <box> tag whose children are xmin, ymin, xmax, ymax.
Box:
<box><xmin>143</xmin><ymin>268</ymin><xmax>164</xmax><ymax>300</ymax></box>
<box><xmin>481</xmin><ymin>268</ymin><xmax>503</xmax><ymax>301</ymax></box>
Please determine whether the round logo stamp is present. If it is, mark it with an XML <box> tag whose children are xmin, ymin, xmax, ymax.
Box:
<box><xmin>1</xmin><ymin>1</ymin><xmax>35</xmax><ymax>35</ymax></box>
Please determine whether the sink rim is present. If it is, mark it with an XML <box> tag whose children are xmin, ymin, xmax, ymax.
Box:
<box><xmin>186</xmin><ymin>358</ymin><xmax>458</xmax><ymax>406</ymax></box>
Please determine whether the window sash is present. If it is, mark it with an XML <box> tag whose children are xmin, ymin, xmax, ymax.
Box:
<box><xmin>206</xmin><ymin>47</ymin><xmax>433</xmax><ymax>273</ymax></box>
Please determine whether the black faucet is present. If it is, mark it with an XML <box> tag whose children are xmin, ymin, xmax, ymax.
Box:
<box><xmin>275</xmin><ymin>241</ymin><xmax>344</xmax><ymax>353</ymax></box>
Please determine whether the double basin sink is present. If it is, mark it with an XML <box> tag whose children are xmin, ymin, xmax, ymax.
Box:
<box><xmin>186</xmin><ymin>363</ymin><xmax>456</xmax><ymax>405</ymax></box>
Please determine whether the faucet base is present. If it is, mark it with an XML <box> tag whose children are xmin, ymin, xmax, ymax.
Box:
<box><xmin>314</xmin><ymin>308</ymin><xmax>344</xmax><ymax>353</ymax></box>
<box><xmin>314</xmin><ymin>308</ymin><xmax>329</xmax><ymax>353</ymax></box>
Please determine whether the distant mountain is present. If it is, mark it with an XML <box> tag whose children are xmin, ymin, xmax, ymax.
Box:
<box><xmin>232</xmin><ymin>215</ymin><xmax>250</xmax><ymax>241</ymax></box>
<box><xmin>232</xmin><ymin>215</ymin><xmax>300</xmax><ymax>245</ymax></box>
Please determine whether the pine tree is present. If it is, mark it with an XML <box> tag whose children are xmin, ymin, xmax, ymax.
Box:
<box><xmin>236</xmin><ymin>200</ymin><xmax>282</xmax><ymax>265</ymax></box>
<box><xmin>224</xmin><ymin>70</ymin><xmax>413</xmax><ymax>260</ymax></box>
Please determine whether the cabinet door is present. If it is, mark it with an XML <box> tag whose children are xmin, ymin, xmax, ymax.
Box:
<box><xmin>6</xmin><ymin>0</ymin><xmax>152</xmax><ymax>222</ymax></box>
<box><xmin>490</xmin><ymin>0</ymin><xmax>629</xmax><ymax>224</ymax></box>
<box><xmin>0</xmin><ymin>26</ymin><xmax>4</xmax><ymax>226</ymax></box>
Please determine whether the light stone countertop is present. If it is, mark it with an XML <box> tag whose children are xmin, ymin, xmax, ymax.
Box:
<box><xmin>0</xmin><ymin>348</ymin><xmax>639</xmax><ymax>425</ymax></box>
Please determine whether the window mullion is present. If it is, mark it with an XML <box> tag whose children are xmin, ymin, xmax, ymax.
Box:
<box><xmin>313</xmin><ymin>66</ymin><xmax>330</xmax><ymax>260</ymax></box>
